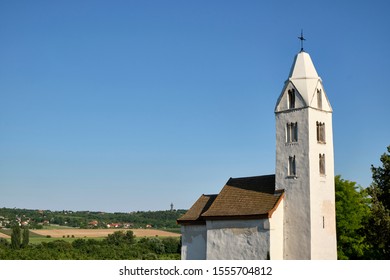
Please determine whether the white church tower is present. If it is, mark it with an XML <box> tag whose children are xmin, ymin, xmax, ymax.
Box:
<box><xmin>275</xmin><ymin>49</ymin><xmax>337</xmax><ymax>259</ymax></box>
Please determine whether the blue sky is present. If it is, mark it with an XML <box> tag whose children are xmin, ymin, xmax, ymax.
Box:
<box><xmin>1</xmin><ymin>0</ymin><xmax>389</xmax><ymax>212</ymax></box>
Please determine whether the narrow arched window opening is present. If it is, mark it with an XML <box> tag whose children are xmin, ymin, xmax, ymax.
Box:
<box><xmin>319</xmin><ymin>153</ymin><xmax>326</xmax><ymax>175</ymax></box>
<box><xmin>288</xmin><ymin>89</ymin><xmax>295</xmax><ymax>109</ymax></box>
<box><xmin>316</xmin><ymin>122</ymin><xmax>326</xmax><ymax>143</ymax></box>
<box><xmin>317</xmin><ymin>89</ymin><xmax>322</xmax><ymax>109</ymax></box>
<box><xmin>288</xmin><ymin>155</ymin><xmax>296</xmax><ymax>177</ymax></box>
<box><xmin>286</xmin><ymin>122</ymin><xmax>298</xmax><ymax>143</ymax></box>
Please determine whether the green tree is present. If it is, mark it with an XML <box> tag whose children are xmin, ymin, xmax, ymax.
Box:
<box><xmin>137</xmin><ymin>237</ymin><xmax>165</xmax><ymax>254</ymax></box>
<box><xmin>335</xmin><ymin>175</ymin><xmax>370</xmax><ymax>259</ymax></box>
<box><xmin>22</xmin><ymin>227</ymin><xmax>30</xmax><ymax>248</ymax></box>
<box><xmin>105</xmin><ymin>230</ymin><xmax>135</xmax><ymax>246</ymax></box>
<box><xmin>365</xmin><ymin>145</ymin><xmax>390</xmax><ymax>259</ymax></box>
<box><xmin>162</xmin><ymin>237</ymin><xmax>180</xmax><ymax>254</ymax></box>
<box><xmin>11</xmin><ymin>225</ymin><xmax>21</xmax><ymax>249</ymax></box>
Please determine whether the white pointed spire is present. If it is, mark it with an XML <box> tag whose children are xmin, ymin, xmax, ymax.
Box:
<box><xmin>288</xmin><ymin>51</ymin><xmax>323</xmax><ymax>108</ymax></box>
<box><xmin>275</xmin><ymin>50</ymin><xmax>331</xmax><ymax>113</ymax></box>
<box><xmin>288</xmin><ymin>51</ymin><xmax>319</xmax><ymax>79</ymax></box>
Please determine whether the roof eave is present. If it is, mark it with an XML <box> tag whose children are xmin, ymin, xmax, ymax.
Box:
<box><xmin>201</xmin><ymin>214</ymin><xmax>269</xmax><ymax>221</ymax></box>
<box><xmin>177</xmin><ymin>220</ymin><xmax>206</xmax><ymax>226</ymax></box>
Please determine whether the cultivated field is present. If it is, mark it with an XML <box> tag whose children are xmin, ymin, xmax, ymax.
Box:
<box><xmin>30</xmin><ymin>228</ymin><xmax>180</xmax><ymax>238</ymax></box>
<box><xmin>0</xmin><ymin>232</ymin><xmax>9</xmax><ymax>239</ymax></box>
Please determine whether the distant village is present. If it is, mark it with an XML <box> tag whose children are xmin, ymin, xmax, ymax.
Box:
<box><xmin>0</xmin><ymin>207</ymin><xmax>186</xmax><ymax>230</ymax></box>
<box><xmin>0</xmin><ymin>215</ymin><xmax>151</xmax><ymax>229</ymax></box>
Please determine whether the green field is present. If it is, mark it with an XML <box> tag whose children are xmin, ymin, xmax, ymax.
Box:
<box><xmin>28</xmin><ymin>236</ymin><xmax>106</xmax><ymax>244</ymax></box>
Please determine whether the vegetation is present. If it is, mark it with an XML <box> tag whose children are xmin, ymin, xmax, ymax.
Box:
<box><xmin>10</xmin><ymin>226</ymin><xmax>21</xmax><ymax>249</ymax></box>
<box><xmin>364</xmin><ymin>145</ymin><xmax>390</xmax><ymax>259</ymax></box>
<box><xmin>335</xmin><ymin>145</ymin><xmax>390</xmax><ymax>260</ymax></box>
<box><xmin>0</xmin><ymin>207</ymin><xmax>184</xmax><ymax>259</ymax></box>
<box><xmin>0</xmin><ymin>230</ymin><xmax>180</xmax><ymax>260</ymax></box>
<box><xmin>335</xmin><ymin>175</ymin><xmax>369</xmax><ymax>259</ymax></box>
<box><xmin>0</xmin><ymin>208</ymin><xmax>186</xmax><ymax>230</ymax></box>
<box><xmin>22</xmin><ymin>227</ymin><xmax>30</xmax><ymax>248</ymax></box>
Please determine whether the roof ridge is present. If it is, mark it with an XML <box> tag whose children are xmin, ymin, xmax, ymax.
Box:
<box><xmin>229</xmin><ymin>174</ymin><xmax>275</xmax><ymax>180</ymax></box>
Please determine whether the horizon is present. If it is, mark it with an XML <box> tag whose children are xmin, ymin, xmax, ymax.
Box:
<box><xmin>1</xmin><ymin>1</ymin><xmax>389</xmax><ymax>212</ymax></box>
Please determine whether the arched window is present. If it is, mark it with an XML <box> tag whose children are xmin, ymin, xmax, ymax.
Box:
<box><xmin>288</xmin><ymin>89</ymin><xmax>295</xmax><ymax>109</ymax></box>
<box><xmin>317</xmin><ymin>89</ymin><xmax>322</xmax><ymax>109</ymax></box>
<box><xmin>319</xmin><ymin>154</ymin><xmax>326</xmax><ymax>175</ymax></box>
<box><xmin>288</xmin><ymin>155</ymin><xmax>296</xmax><ymax>177</ymax></box>
<box><xmin>286</xmin><ymin>122</ymin><xmax>298</xmax><ymax>143</ymax></box>
<box><xmin>316</xmin><ymin>122</ymin><xmax>326</xmax><ymax>143</ymax></box>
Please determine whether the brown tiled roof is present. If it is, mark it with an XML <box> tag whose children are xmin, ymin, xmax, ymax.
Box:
<box><xmin>177</xmin><ymin>194</ymin><xmax>218</xmax><ymax>225</ymax></box>
<box><xmin>202</xmin><ymin>175</ymin><xmax>283</xmax><ymax>219</ymax></box>
<box><xmin>177</xmin><ymin>175</ymin><xmax>284</xmax><ymax>224</ymax></box>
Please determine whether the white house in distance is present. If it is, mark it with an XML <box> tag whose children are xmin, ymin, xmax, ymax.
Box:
<box><xmin>177</xmin><ymin>48</ymin><xmax>337</xmax><ymax>260</ymax></box>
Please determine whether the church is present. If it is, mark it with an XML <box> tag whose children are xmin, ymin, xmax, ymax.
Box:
<box><xmin>177</xmin><ymin>48</ymin><xmax>337</xmax><ymax>260</ymax></box>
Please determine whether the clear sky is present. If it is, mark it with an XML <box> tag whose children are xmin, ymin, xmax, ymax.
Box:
<box><xmin>1</xmin><ymin>0</ymin><xmax>389</xmax><ymax>212</ymax></box>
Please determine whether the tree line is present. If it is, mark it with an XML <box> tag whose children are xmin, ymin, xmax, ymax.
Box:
<box><xmin>0</xmin><ymin>208</ymin><xmax>187</xmax><ymax>230</ymax></box>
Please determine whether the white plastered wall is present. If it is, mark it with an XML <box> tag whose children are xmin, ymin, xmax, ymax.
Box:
<box><xmin>181</xmin><ymin>225</ymin><xmax>207</xmax><ymax>260</ymax></box>
<box><xmin>275</xmin><ymin>90</ymin><xmax>337</xmax><ymax>259</ymax></box>
<box><xmin>275</xmin><ymin>108</ymin><xmax>312</xmax><ymax>259</ymax></box>
<box><xmin>269</xmin><ymin>199</ymin><xmax>284</xmax><ymax>260</ymax></box>
<box><xmin>308</xmin><ymin>108</ymin><xmax>337</xmax><ymax>259</ymax></box>
<box><xmin>206</xmin><ymin>219</ymin><xmax>270</xmax><ymax>260</ymax></box>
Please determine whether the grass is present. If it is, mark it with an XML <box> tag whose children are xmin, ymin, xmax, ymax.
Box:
<box><xmin>28</xmin><ymin>231</ymin><xmax>45</xmax><ymax>238</ymax></box>
<box><xmin>0</xmin><ymin>224</ymin><xmax>73</xmax><ymax>235</ymax></box>
<box><xmin>28</xmin><ymin>236</ymin><xmax>106</xmax><ymax>244</ymax></box>
<box><xmin>0</xmin><ymin>228</ymin><xmax>11</xmax><ymax>236</ymax></box>
<box><xmin>27</xmin><ymin>235</ymin><xmax>178</xmax><ymax>244</ymax></box>
<box><xmin>41</xmin><ymin>224</ymin><xmax>74</xmax><ymax>230</ymax></box>
<box><xmin>1</xmin><ymin>228</ymin><xmax>44</xmax><ymax>238</ymax></box>
<box><xmin>161</xmin><ymin>228</ymin><xmax>181</xmax><ymax>234</ymax></box>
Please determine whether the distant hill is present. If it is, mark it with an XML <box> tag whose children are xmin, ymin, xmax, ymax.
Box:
<box><xmin>0</xmin><ymin>207</ymin><xmax>187</xmax><ymax>230</ymax></box>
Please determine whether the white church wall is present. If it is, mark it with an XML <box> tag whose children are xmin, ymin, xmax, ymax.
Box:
<box><xmin>308</xmin><ymin>81</ymin><xmax>332</xmax><ymax>112</ymax></box>
<box><xmin>181</xmin><ymin>225</ymin><xmax>207</xmax><ymax>260</ymax></box>
<box><xmin>308</xmin><ymin>109</ymin><xmax>337</xmax><ymax>259</ymax></box>
<box><xmin>206</xmin><ymin>219</ymin><xmax>270</xmax><ymax>260</ymax></box>
<box><xmin>275</xmin><ymin>109</ymin><xmax>312</xmax><ymax>259</ymax></box>
<box><xmin>269</xmin><ymin>199</ymin><xmax>284</xmax><ymax>260</ymax></box>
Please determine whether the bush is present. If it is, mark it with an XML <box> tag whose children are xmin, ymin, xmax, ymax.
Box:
<box><xmin>72</xmin><ymin>238</ymin><xmax>87</xmax><ymax>249</ymax></box>
<box><xmin>138</xmin><ymin>237</ymin><xmax>165</xmax><ymax>254</ymax></box>
<box><xmin>0</xmin><ymin>238</ymin><xmax>9</xmax><ymax>248</ymax></box>
<box><xmin>162</xmin><ymin>237</ymin><xmax>180</xmax><ymax>254</ymax></box>
<box><xmin>142</xmin><ymin>253</ymin><xmax>158</xmax><ymax>260</ymax></box>
<box><xmin>105</xmin><ymin>230</ymin><xmax>135</xmax><ymax>246</ymax></box>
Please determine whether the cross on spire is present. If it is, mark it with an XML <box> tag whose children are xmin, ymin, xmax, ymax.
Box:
<box><xmin>298</xmin><ymin>30</ymin><xmax>306</xmax><ymax>52</ymax></box>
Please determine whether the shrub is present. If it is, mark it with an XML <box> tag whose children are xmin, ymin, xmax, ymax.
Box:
<box><xmin>162</xmin><ymin>237</ymin><xmax>180</xmax><ymax>254</ymax></box>
<box><xmin>142</xmin><ymin>253</ymin><xmax>158</xmax><ymax>260</ymax></box>
<box><xmin>138</xmin><ymin>237</ymin><xmax>165</xmax><ymax>254</ymax></box>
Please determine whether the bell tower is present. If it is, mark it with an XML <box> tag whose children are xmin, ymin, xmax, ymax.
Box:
<box><xmin>275</xmin><ymin>50</ymin><xmax>337</xmax><ymax>259</ymax></box>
